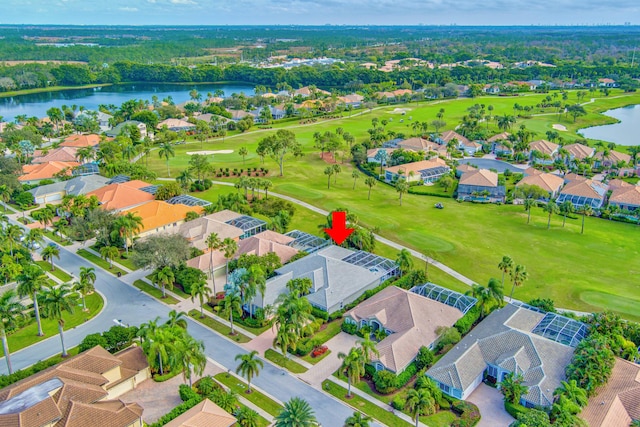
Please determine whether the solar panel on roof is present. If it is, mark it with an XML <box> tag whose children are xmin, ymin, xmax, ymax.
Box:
<box><xmin>410</xmin><ymin>282</ymin><xmax>477</xmax><ymax>314</ymax></box>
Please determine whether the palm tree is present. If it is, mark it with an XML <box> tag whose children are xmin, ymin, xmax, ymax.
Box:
<box><xmin>24</xmin><ymin>228</ymin><xmax>45</xmax><ymax>250</ymax></box>
<box><xmin>324</xmin><ymin>166</ymin><xmax>333</xmax><ymax>189</ymax></box>
<box><xmin>176</xmin><ymin>169</ymin><xmax>194</xmax><ymax>191</ymax></box>
<box><xmin>351</xmin><ymin>170</ymin><xmax>360</xmax><ymax>190</ymax></box>
<box><xmin>0</xmin><ymin>185</ymin><xmax>10</xmax><ymax>212</ymax></box>
<box><xmin>498</xmin><ymin>256</ymin><xmax>514</xmax><ymax>288</ymax></box>
<box><xmin>395</xmin><ymin>249</ymin><xmax>413</xmax><ymax>277</ymax></box>
<box><xmin>219</xmin><ymin>291</ymin><xmax>242</xmax><ymax>335</ymax></box>
<box><xmin>0</xmin><ymin>290</ymin><xmax>25</xmax><ymax>374</ymax></box>
<box><xmin>364</xmin><ymin>177</ymin><xmax>376</xmax><ymax>200</ymax></box>
<box><xmin>395</xmin><ymin>180</ymin><xmax>410</xmax><ymax>206</ymax></box>
<box><xmin>487</xmin><ymin>278</ymin><xmax>504</xmax><ymax>307</ymax></box>
<box><xmin>152</xmin><ymin>266</ymin><xmax>175</xmax><ymax>298</ymax></box>
<box><xmin>273</xmin><ymin>324</ymin><xmax>296</xmax><ymax>358</ymax></box>
<box><xmin>500</xmin><ymin>372</ymin><xmax>529</xmax><ymax>405</ymax></box>
<box><xmin>467</xmin><ymin>285</ymin><xmax>493</xmax><ymax>319</ymax></box>
<box><xmin>100</xmin><ymin>246</ymin><xmax>120</xmax><ymax>269</ymax></box>
<box><xmin>5</xmin><ymin>224</ymin><xmax>23</xmax><ymax>257</ymax></box>
<box><xmin>74</xmin><ymin>267</ymin><xmax>96</xmax><ymax>312</ymax></box>
<box><xmin>236</xmin><ymin>407</ymin><xmax>261</xmax><ymax>427</ymax></box>
<box><xmin>509</xmin><ymin>264</ymin><xmax>528</xmax><ymax>301</ymax></box>
<box><xmin>190</xmin><ymin>278</ymin><xmax>211</xmax><ymax>318</ymax></box>
<box><xmin>205</xmin><ymin>232</ymin><xmax>222</xmax><ymax>294</ymax></box>
<box><xmin>222</xmin><ymin>237</ymin><xmax>238</xmax><ymax>278</ymax></box>
<box><xmin>344</xmin><ymin>411</ymin><xmax>372</xmax><ymax>427</ymax></box>
<box><xmin>274</xmin><ymin>397</ymin><xmax>319</xmax><ymax>427</ymax></box>
<box><xmin>338</xmin><ymin>347</ymin><xmax>365</xmax><ymax>398</ymax></box>
<box><xmin>143</xmin><ymin>326</ymin><xmax>174</xmax><ymax>375</ymax></box>
<box><xmin>543</xmin><ymin>200</ymin><xmax>558</xmax><ymax>229</ymax></box>
<box><xmin>41</xmin><ymin>284</ymin><xmax>78</xmax><ymax>357</ymax></box>
<box><xmin>579</xmin><ymin>204</ymin><xmax>593</xmax><ymax>234</ymax></box>
<box><xmin>173</xmin><ymin>334</ymin><xmax>206</xmax><ymax>387</ymax></box>
<box><xmin>17</xmin><ymin>264</ymin><xmax>48</xmax><ymax>336</ymax></box>
<box><xmin>559</xmin><ymin>200</ymin><xmax>574</xmax><ymax>227</ymax></box>
<box><xmin>165</xmin><ymin>309</ymin><xmax>188</xmax><ymax>329</ymax></box>
<box><xmin>246</xmin><ymin>264</ymin><xmax>266</xmax><ymax>317</ymax></box>
<box><xmin>523</xmin><ymin>198</ymin><xmax>536</xmax><ymax>224</ymax></box>
<box><xmin>158</xmin><ymin>142</ymin><xmax>175</xmax><ymax>177</ymax></box>
<box><xmin>405</xmin><ymin>388</ymin><xmax>436</xmax><ymax>427</ymax></box>
<box><xmin>112</xmin><ymin>212</ymin><xmax>143</xmax><ymax>254</ymax></box>
<box><xmin>239</xmin><ymin>146</ymin><xmax>248</xmax><ymax>165</ymax></box>
<box><xmin>358</xmin><ymin>336</ymin><xmax>380</xmax><ymax>363</ymax></box>
<box><xmin>553</xmin><ymin>379</ymin><xmax>588</xmax><ymax>408</ymax></box>
<box><xmin>235</xmin><ymin>350</ymin><xmax>264</xmax><ymax>393</ymax></box>
<box><xmin>42</xmin><ymin>244</ymin><xmax>60</xmax><ymax>271</ymax></box>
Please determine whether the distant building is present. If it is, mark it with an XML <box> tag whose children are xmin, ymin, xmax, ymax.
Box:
<box><xmin>457</xmin><ymin>169</ymin><xmax>506</xmax><ymax>203</ymax></box>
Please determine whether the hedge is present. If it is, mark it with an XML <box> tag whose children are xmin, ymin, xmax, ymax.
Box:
<box><xmin>148</xmin><ymin>396</ymin><xmax>204</xmax><ymax>427</ymax></box>
<box><xmin>179</xmin><ymin>384</ymin><xmax>200</xmax><ymax>402</ymax></box>
<box><xmin>395</xmin><ymin>362</ymin><xmax>418</xmax><ymax>389</ymax></box>
<box><xmin>341</xmin><ymin>321</ymin><xmax>358</xmax><ymax>335</ymax></box>
<box><xmin>505</xmin><ymin>401</ymin><xmax>528</xmax><ymax>419</ymax></box>
<box><xmin>311</xmin><ymin>306</ymin><xmax>329</xmax><ymax>321</ymax></box>
<box><xmin>154</xmin><ymin>369</ymin><xmax>182</xmax><ymax>382</ymax></box>
<box><xmin>0</xmin><ymin>359</ymin><xmax>59</xmax><ymax>388</ymax></box>
<box><xmin>454</xmin><ymin>305</ymin><xmax>481</xmax><ymax>335</ymax></box>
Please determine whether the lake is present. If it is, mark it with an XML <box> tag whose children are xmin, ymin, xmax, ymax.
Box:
<box><xmin>0</xmin><ymin>83</ymin><xmax>255</xmax><ymax>122</ymax></box>
<box><xmin>578</xmin><ymin>104</ymin><xmax>640</xmax><ymax>146</ymax></box>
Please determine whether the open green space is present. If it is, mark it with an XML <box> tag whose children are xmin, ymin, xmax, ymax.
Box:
<box><xmin>214</xmin><ymin>373</ymin><xmax>283</xmax><ymax>417</ymax></box>
<box><xmin>1</xmin><ymin>292</ymin><xmax>104</xmax><ymax>357</ymax></box>
<box><xmin>132</xmin><ymin>279</ymin><xmax>179</xmax><ymax>305</ymax></box>
<box><xmin>142</xmin><ymin>91</ymin><xmax>640</xmax><ymax>320</ymax></box>
<box><xmin>35</xmin><ymin>261</ymin><xmax>73</xmax><ymax>282</ymax></box>
<box><xmin>202</xmin><ymin>304</ymin><xmax>271</xmax><ymax>335</ymax></box>
<box><xmin>264</xmin><ymin>349</ymin><xmax>308</xmax><ymax>374</ymax></box>
<box><xmin>76</xmin><ymin>249</ymin><xmax>127</xmax><ymax>276</ymax></box>
<box><xmin>187</xmin><ymin>310</ymin><xmax>251</xmax><ymax>343</ymax></box>
<box><xmin>43</xmin><ymin>230</ymin><xmax>72</xmax><ymax>246</ymax></box>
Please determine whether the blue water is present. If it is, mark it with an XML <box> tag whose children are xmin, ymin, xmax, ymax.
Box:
<box><xmin>578</xmin><ymin>104</ymin><xmax>640</xmax><ymax>146</ymax></box>
<box><xmin>0</xmin><ymin>83</ymin><xmax>254</xmax><ymax>122</ymax></box>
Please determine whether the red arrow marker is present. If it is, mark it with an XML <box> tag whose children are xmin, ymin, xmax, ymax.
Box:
<box><xmin>324</xmin><ymin>211</ymin><xmax>355</xmax><ymax>245</ymax></box>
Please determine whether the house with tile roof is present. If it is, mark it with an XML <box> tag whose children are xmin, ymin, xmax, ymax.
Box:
<box><xmin>438</xmin><ymin>130</ymin><xmax>470</xmax><ymax>147</ymax></box>
<box><xmin>156</xmin><ymin>118</ymin><xmax>195</xmax><ymax>132</ymax></box>
<box><xmin>487</xmin><ymin>132</ymin><xmax>513</xmax><ymax>156</ymax></box>
<box><xmin>73</xmin><ymin>111</ymin><xmax>113</xmax><ymax>131</ymax></box>
<box><xmin>384</xmin><ymin>158</ymin><xmax>450</xmax><ymax>184</ymax></box>
<box><xmin>32</xmin><ymin>147</ymin><xmax>79</xmax><ymax>164</ymax></box>
<box><xmin>516</xmin><ymin>172</ymin><xmax>565</xmax><ymax>199</ymax></box>
<box><xmin>19</xmin><ymin>161</ymin><xmax>80</xmax><ymax>184</ymax></box>
<box><xmin>164</xmin><ymin>399</ymin><xmax>236</xmax><ymax>427</ymax></box>
<box><xmin>87</xmin><ymin>180</ymin><xmax>155</xmax><ymax>212</ymax></box>
<box><xmin>455</xmin><ymin>164</ymin><xmax>477</xmax><ymax>178</ymax></box>
<box><xmin>427</xmin><ymin>304</ymin><xmax>582</xmax><ymax>408</ymax></box>
<box><xmin>29</xmin><ymin>175</ymin><xmax>109</xmax><ymax>205</ymax></box>
<box><xmin>173</xmin><ymin>213</ymin><xmax>244</xmax><ymax>251</ymax></box>
<box><xmin>556</xmin><ymin>179</ymin><xmax>608</xmax><ymax>209</ymax></box>
<box><xmin>255</xmin><ymin>245</ymin><xmax>399</xmax><ymax>314</ymax></box>
<box><xmin>0</xmin><ymin>345</ymin><xmax>148</xmax><ymax>427</ymax></box>
<box><xmin>563</xmin><ymin>143</ymin><xmax>595</xmax><ymax>163</ymax></box>
<box><xmin>122</xmin><ymin>201</ymin><xmax>203</xmax><ymax>238</ymax></box>
<box><xmin>345</xmin><ymin>286</ymin><xmax>464</xmax><ymax>373</ymax></box>
<box><xmin>106</xmin><ymin>121</ymin><xmax>148</xmax><ymax>139</ymax></box>
<box><xmin>457</xmin><ymin>169</ymin><xmax>506</xmax><ymax>202</ymax></box>
<box><xmin>60</xmin><ymin>133</ymin><xmax>102</xmax><ymax>148</ymax></box>
<box><xmin>580</xmin><ymin>358</ymin><xmax>640</xmax><ymax>427</ymax></box>
<box><xmin>397</xmin><ymin>137</ymin><xmax>432</xmax><ymax>152</ymax></box>
<box><xmin>594</xmin><ymin>150</ymin><xmax>632</xmax><ymax>168</ymax></box>
<box><xmin>458</xmin><ymin>139</ymin><xmax>483</xmax><ymax>155</ymax></box>
<box><xmin>529</xmin><ymin>140</ymin><xmax>559</xmax><ymax>164</ymax></box>
<box><xmin>366</xmin><ymin>148</ymin><xmax>396</xmax><ymax>166</ymax></box>
<box><xmin>609</xmin><ymin>184</ymin><xmax>640</xmax><ymax>212</ymax></box>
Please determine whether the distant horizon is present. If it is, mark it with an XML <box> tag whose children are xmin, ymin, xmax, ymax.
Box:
<box><xmin>0</xmin><ymin>23</ymin><xmax>638</xmax><ymax>28</ymax></box>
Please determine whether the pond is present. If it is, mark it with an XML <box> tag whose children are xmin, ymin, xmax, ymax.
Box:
<box><xmin>578</xmin><ymin>104</ymin><xmax>640</xmax><ymax>146</ymax></box>
<box><xmin>0</xmin><ymin>82</ymin><xmax>255</xmax><ymax>122</ymax></box>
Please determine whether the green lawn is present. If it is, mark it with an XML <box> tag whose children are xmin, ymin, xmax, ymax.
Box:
<box><xmin>43</xmin><ymin>230</ymin><xmax>72</xmax><ymax>246</ymax></box>
<box><xmin>264</xmin><ymin>349</ymin><xmax>308</xmax><ymax>374</ymax></box>
<box><xmin>142</xmin><ymin>91</ymin><xmax>640</xmax><ymax>320</ymax></box>
<box><xmin>1</xmin><ymin>292</ymin><xmax>104</xmax><ymax>357</ymax></box>
<box><xmin>214</xmin><ymin>373</ymin><xmax>283</xmax><ymax>416</ymax></box>
<box><xmin>313</xmin><ymin>319</ymin><xmax>343</xmax><ymax>345</ymax></box>
<box><xmin>321</xmin><ymin>380</ymin><xmax>413</xmax><ymax>427</ymax></box>
<box><xmin>132</xmin><ymin>280</ymin><xmax>179</xmax><ymax>304</ymax></box>
<box><xmin>76</xmin><ymin>249</ymin><xmax>127</xmax><ymax>276</ymax></box>
<box><xmin>188</xmin><ymin>310</ymin><xmax>251</xmax><ymax>343</ymax></box>
<box><xmin>202</xmin><ymin>304</ymin><xmax>272</xmax><ymax>335</ymax></box>
<box><xmin>301</xmin><ymin>349</ymin><xmax>332</xmax><ymax>365</ymax></box>
<box><xmin>35</xmin><ymin>261</ymin><xmax>73</xmax><ymax>282</ymax></box>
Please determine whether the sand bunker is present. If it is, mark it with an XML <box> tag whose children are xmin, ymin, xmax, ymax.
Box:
<box><xmin>552</xmin><ymin>124</ymin><xmax>567</xmax><ymax>131</ymax></box>
<box><xmin>389</xmin><ymin>108</ymin><xmax>412</xmax><ymax>114</ymax></box>
<box><xmin>187</xmin><ymin>150</ymin><xmax>234</xmax><ymax>155</ymax></box>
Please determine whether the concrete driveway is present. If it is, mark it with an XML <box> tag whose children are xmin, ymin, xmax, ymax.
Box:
<box><xmin>299</xmin><ymin>332</ymin><xmax>359</xmax><ymax>387</ymax></box>
<box><xmin>467</xmin><ymin>383</ymin><xmax>515</xmax><ymax>427</ymax></box>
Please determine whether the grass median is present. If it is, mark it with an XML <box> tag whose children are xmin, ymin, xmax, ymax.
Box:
<box><xmin>132</xmin><ymin>280</ymin><xmax>179</xmax><ymax>305</ymax></box>
<box><xmin>188</xmin><ymin>310</ymin><xmax>251</xmax><ymax>343</ymax></box>
<box><xmin>214</xmin><ymin>373</ymin><xmax>283</xmax><ymax>416</ymax></box>
<box><xmin>35</xmin><ymin>261</ymin><xmax>72</xmax><ymax>282</ymax></box>
<box><xmin>264</xmin><ymin>349</ymin><xmax>307</xmax><ymax>374</ymax></box>
<box><xmin>76</xmin><ymin>249</ymin><xmax>127</xmax><ymax>276</ymax></box>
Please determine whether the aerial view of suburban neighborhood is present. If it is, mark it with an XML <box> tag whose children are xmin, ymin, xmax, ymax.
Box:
<box><xmin>0</xmin><ymin>2</ymin><xmax>640</xmax><ymax>426</ymax></box>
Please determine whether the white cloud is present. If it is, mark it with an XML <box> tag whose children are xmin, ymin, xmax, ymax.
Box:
<box><xmin>170</xmin><ymin>0</ymin><xmax>196</xmax><ymax>4</ymax></box>
<box><xmin>119</xmin><ymin>6</ymin><xmax>138</xmax><ymax>11</ymax></box>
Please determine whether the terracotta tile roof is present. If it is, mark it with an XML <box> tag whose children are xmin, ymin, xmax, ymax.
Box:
<box><xmin>609</xmin><ymin>185</ymin><xmax>640</xmax><ymax>207</ymax></box>
<box><xmin>122</xmin><ymin>201</ymin><xmax>203</xmax><ymax>234</ymax></box>
<box><xmin>608</xmin><ymin>179</ymin><xmax>633</xmax><ymax>190</ymax></box>
<box><xmin>157</xmin><ymin>118</ymin><xmax>195</xmax><ymax>129</ymax></box>
<box><xmin>60</xmin><ymin>134</ymin><xmax>102</xmax><ymax>148</ymax></box>
<box><xmin>205</xmin><ymin>210</ymin><xmax>242</xmax><ymax>223</ymax></box>
<box><xmin>563</xmin><ymin>173</ymin><xmax>587</xmax><ymax>183</ymax></box>
<box><xmin>523</xmin><ymin>167</ymin><xmax>543</xmax><ymax>176</ymax></box>
<box><xmin>237</xmin><ymin>230</ymin><xmax>299</xmax><ymax>264</ymax></box>
<box><xmin>19</xmin><ymin>161</ymin><xmax>80</xmax><ymax>182</ymax></box>
<box><xmin>385</xmin><ymin>158</ymin><xmax>448</xmax><ymax>176</ymax></box>
<box><xmin>440</xmin><ymin>130</ymin><xmax>470</xmax><ymax>145</ymax></box>
<box><xmin>87</xmin><ymin>181</ymin><xmax>154</xmax><ymax>211</ymax></box>
<box><xmin>346</xmin><ymin>286</ymin><xmax>463</xmax><ymax>372</ymax></box>
<box><xmin>187</xmin><ymin>251</ymin><xmax>227</xmax><ymax>271</ymax></box>
<box><xmin>32</xmin><ymin>147</ymin><xmax>79</xmax><ymax>164</ymax></box>
<box><xmin>366</xmin><ymin>147</ymin><xmax>396</xmax><ymax>158</ymax></box>
<box><xmin>581</xmin><ymin>358</ymin><xmax>640</xmax><ymax>427</ymax></box>
<box><xmin>398</xmin><ymin>137</ymin><xmax>432</xmax><ymax>152</ymax></box>
<box><xmin>516</xmin><ymin>173</ymin><xmax>565</xmax><ymax>194</ymax></box>
<box><xmin>456</xmin><ymin>164</ymin><xmax>477</xmax><ymax>174</ymax></box>
<box><xmin>164</xmin><ymin>399</ymin><xmax>236</xmax><ymax>427</ymax></box>
<box><xmin>563</xmin><ymin>143</ymin><xmax>594</xmax><ymax>160</ymax></box>
<box><xmin>459</xmin><ymin>169</ymin><xmax>498</xmax><ymax>187</ymax></box>
<box><xmin>174</xmin><ymin>214</ymin><xmax>243</xmax><ymax>251</ymax></box>
<box><xmin>560</xmin><ymin>179</ymin><xmax>607</xmax><ymax>199</ymax></box>
<box><xmin>63</xmin><ymin>399</ymin><xmax>143</xmax><ymax>427</ymax></box>
<box><xmin>594</xmin><ymin>150</ymin><xmax>632</xmax><ymax>164</ymax></box>
<box><xmin>529</xmin><ymin>140</ymin><xmax>559</xmax><ymax>156</ymax></box>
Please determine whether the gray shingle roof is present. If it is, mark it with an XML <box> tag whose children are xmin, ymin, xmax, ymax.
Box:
<box><xmin>28</xmin><ymin>175</ymin><xmax>109</xmax><ymax>198</ymax></box>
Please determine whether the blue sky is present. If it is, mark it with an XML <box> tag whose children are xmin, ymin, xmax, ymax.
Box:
<box><xmin>1</xmin><ymin>0</ymin><xmax>638</xmax><ymax>25</ymax></box>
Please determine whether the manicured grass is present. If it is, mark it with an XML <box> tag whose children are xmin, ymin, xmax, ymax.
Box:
<box><xmin>1</xmin><ymin>292</ymin><xmax>104</xmax><ymax>357</ymax></box>
<box><xmin>313</xmin><ymin>319</ymin><xmax>344</xmax><ymax>345</ymax></box>
<box><xmin>43</xmin><ymin>230</ymin><xmax>72</xmax><ymax>246</ymax></box>
<box><xmin>76</xmin><ymin>249</ymin><xmax>127</xmax><ymax>276</ymax></box>
<box><xmin>422</xmin><ymin>410</ymin><xmax>459</xmax><ymax>427</ymax></box>
<box><xmin>188</xmin><ymin>310</ymin><xmax>251</xmax><ymax>343</ymax></box>
<box><xmin>132</xmin><ymin>280</ymin><xmax>179</xmax><ymax>305</ymax></box>
<box><xmin>264</xmin><ymin>349</ymin><xmax>308</xmax><ymax>374</ymax></box>
<box><xmin>214</xmin><ymin>373</ymin><xmax>283</xmax><ymax>416</ymax></box>
<box><xmin>321</xmin><ymin>380</ymin><xmax>413</xmax><ymax>427</ymax></box>
<box><xmin>203</xmin><ymin>302</ymin><xmax>272</xmax><ymax>336</ymax></box>
<box><xmin>35</xmin><ymin>261</ymin><xmax>73</xmax><ymax>282</ymax></box>
<box><xmin>142</xmin><ymin>92</ymin><xmax>640</xmax><ymax>320</ymax></box>
<box><xmin>301</xmin><ymin>349</ymin><xmax>332</xmax><ymax>365</ymax></box>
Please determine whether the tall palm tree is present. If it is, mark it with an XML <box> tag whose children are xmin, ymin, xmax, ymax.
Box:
<box><xmin>405</xmin><ymin>388</ymin><xmax>436</xmax><ymax>427</ymax></box>
<box><xmin>158</xmin><ymin>142</ymin><xmax>175</xmax><ymax>177</ymax></box>
<box><xmin>395</xmin><ymin>249</ymin><xmax>413</xmax><ymax>277</ymax></box>
<box><xmin>24</xmin><ymin>228</ymin><xmax>45</xmax><ymax>250</ymax></box>
<box><xmin>246</xmin><ymin>264</ymin><xmax>266</xmax><ymax>318</ymax></box>
<box><xmin>236</xmin><ymin>407</ymin><xmax>261</xmax><ymax>427</ymax></box>
<box><xmin>579</xmin><ymin>204</ymin><xmax>593</xmax><ymax>235</ymax></box>
<box><xmin>498</xmin><ymin>255</ymin><xmax>514</xmax><ymax>288</ymax></box>
<box><xmin>395</xmin><ymin>180</ymin><xmax>410</xmax><ymax>206</ymax></box>
<box><xmin>509</xmin><ymin>264</ymin><xmax>528</xmax><ymax>301</ymax></box>
<box><xmin>351</xmin><ymin>170</ymin><xmax>360</xmax><ymax>190</ymax></box>
<box><xmin>364</xmin><ymin>177</ymin><xmax>376</xmax><ymax>200</ymax></box>
<box><xmin>0</xmin><ymin>185</ymin><xmax>11</xmax><ymax>212</ymax></box>
<box><xmin>165</xmin><ymin>309</ymin><xmax>188</xmax><ymax>329</ymax></box>
<box><xmin>235</xmin><ymin>350</ymin><xmax>264</xmax><ymax>393</ymax></box>
<box><xmin>152</xmin><ymin>266</ymin><xmax>175</xmax><ymax>298</ymax></box>
<box><xmin>42</xmin><ymin>245</ymin><xmax>60</xmax><ymax>271</ymax></box>
<box><xmin>543</xmin><ymin>200</ymin><xmax>558</xmax><ymax>229</ymax></box>
<box><xmin>219</xmin><ymin>291</ymin><xmax>242</xmax><ymax>335</ymax></box>
<box><xmin>112</xmin><ymin>212</ymin><xmax>143</xmax><ymax>254</ymax></box>
<box><xmin>273</xmin><ymin>324</ymin><xmax>296</xmax><ymax>358</ymax></box>
<box><xmin>239</xmin><ymin>146</ymin><xmax>248</xmax><ymax>165</ymax></box>
<box><xmin>17</xmin><ymin>264</ymin><xmax>48</xmax><ymax>336</ymax></box>
<box><xmin>486</xmin><ymin>277</ymin><xmax>504</xmax><ymax>307</ymax></box>
<box><xmin>74</xmin><ymin>268</ymin><xmax>96</xmax><ymax>312</ymax></box>
<box><xmin>344</xmin><ymin>411</ymin><xmax>372</xmax><ymax>427</ymax></box>
<box><xmin>466</xmin><ymin>285</ymin><xmax>492</xmax><ymax>319</ymax></box>
<box><xmin>137</xmin><ymin>316</ymin><xmax>161</xmax><ymax>344</ymax></box>
<box><xmin>5</xmin><ymin>224</ymin><xmax>23</xmax><ymax>257</ymax></box>
<box><xmin>0</xmin><ymin>290</ymin><xmax>25</xmax><ymax>374</ymax></box>
<box><xmin>523</xmin><ymin>198</ymin><xmax>536</xmax><ymax>224</ymax></box>
<box><xmin>190</xmin><ymin>277</ymin><xmax>211</xmax><ymax>318</ymax></box>
<box><xmin>222</xmin><ymin>237</ymin><xmax>238</xmax><ymax>278</ymax></box>
<box><xmin>100</xmin><ymin>246</ymin><xmax>120</xmax><ymax>269</ymax></box>
<box><xmin>41</xmin><ymin>284</ymin><xmax>78</xmax><ymax>357</ymax></box>
<box><xmin>338</xmin><ymin>347</ymin><xmax>365</xmax><ymax>398</ymax></box>
<box><xmin>205</xmin><ymin>232</ymin><xmax>222</xmax><ymax>294</ymax></box>
<box><xmin>173</xmin><ymin>334</ymin><xmax>206</xmax><ymax>387</ymax></box>
<box><xmin>142</xmin><ymin>326</ymin><xmax>174</xmax><ymax>375</ymax></box>
<box><xmin>274</xmin><ymin>397</ymin><xmax>319</xmax><ymax>427</ymax></box>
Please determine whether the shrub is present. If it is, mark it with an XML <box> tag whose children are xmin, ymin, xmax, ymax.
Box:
<box><xmin>329</xmin><ymin>309</ymin><xmax>345</xmax><ymax>321</ymax></box>
<box><xmin>148</xmin><ymin>397</ymin><xmax>203</xmax><ymax>427</ymax></box>
<box><xmin>436</xmin><ymin>327</ymin><xmax>461</xmax><ymax>352</ymax></box>
<box><xmin>311</xmin><ymin>306</ymin><xmax>329</xmax><ymax>321</ymax></box>
<box><xmin>0</xmin><ymin>359</ymin><xmax>59</xmax><ymax>389</ymax></box>
<box><xmin>527</xmin><ymin>298</ymin><xmax>556</xmax><ymax>313</ymax></box>
<box><xmin>415</xmin><ymin>346</ymin><xmax>434</xmax><ymax>370</ymax></box>
<box><xmin>451</xmin><ymin>400</ymin><xmax>481</xmax><ymax>427</ymax></box>
<box><xmin>504</xmin><ymin>401</ymin><xmax>528</xmax><ymax>419</ymax></box>
<box><xmin>79</xmin><ymin>333</ymin><xmax>107</xmax><ymax>353</ymax></box>
<box><xmin>196</xmin><ymin>376</ymin><xmax>219</xmax><ymax>397</ymax></box>
<box><xmin>174</xmin><ymin>265</ymin><xmax>207</xmax><ymax>294</ymax></box>
<box><xmin>364</xmin><ymin>364</ymin><xmax>377</xmax><ymax>378</ymax></box>
<box><xmin>395</xmin><ymin>362</ymin><xmax>417</xmax><ymax>388</ymax></box>
<box><xmin>391</xmin><ymin>396</ymin><xmax>406</xmax><ymax>410</ymax></box>
<box><xmin>179</xmin><ymin>384</ymin><xmax>199</xmax><ymax>402</ymax></box>
<box><xmin>454</xmin><ymin>305</ymin><xmax>481</xmax><ymax>335</ymax></box>
<box><xmin>341</xmin><ymin>321</ymin><xmax>358</xmax><ymax>335</ymax></box>
<box><xmin>373</xmin><ymin>370</ymin><xmax>397</xmax><ymax>394</ymax></box>
<box><xmin>312</xmin><ymin>345</ymin><xmax>328</xmax><ymax>358</ymax></box>
<box><xmin>154</xmin><ymin>369</ymin><xmax>182</xmax><ymax>382</ymax></box>
<box><xmin>291</xmin><ymin>340</ymin><xmax>313</xmax><ymax>356</ymax></box>
<box><xmin>439</xmin><ymin>398</ymin><xmax>451</xmax><ymax>410</ymax></box>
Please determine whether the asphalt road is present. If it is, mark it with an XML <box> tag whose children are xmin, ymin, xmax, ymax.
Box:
<box><xmin>1</xmin><ymin>244</ymin><xmax>383</xmax><ymax>427</ymax></box>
